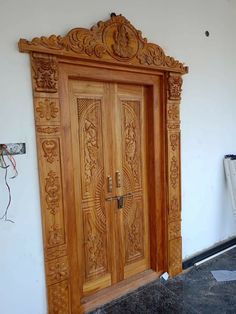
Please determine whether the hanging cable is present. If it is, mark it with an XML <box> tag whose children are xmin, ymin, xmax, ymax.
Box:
<box><xmin>0</xmin><ymin>145</ymin><xmax>18</xmax><ymax>223</ymax></box>
<box><xmin>2</xmin><ymin>144</ymin><xmax>18</xmax><ymax>178</ymax></box>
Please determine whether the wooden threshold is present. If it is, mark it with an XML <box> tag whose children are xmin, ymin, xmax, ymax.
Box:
<box><xmin>80</xmin><ymin>269</ymin><xmax>160</xmax><ymax>313</ymax></box>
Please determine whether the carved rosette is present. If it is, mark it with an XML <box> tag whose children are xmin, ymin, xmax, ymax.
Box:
<box><xmin>47</xmin><ymin>256</ymin><xmax>69</xmax><ymax>285</ymax></box>
<box><xmin>167</xmin><ymin>72</ymin><xmax>182</xmax><ymax>276</ymax></box>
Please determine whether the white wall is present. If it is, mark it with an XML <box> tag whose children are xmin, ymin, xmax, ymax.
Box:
<box><xmin>1</xmin><ymin>0</ymin><xmax>236</xmax><ymax>313</ymax></box>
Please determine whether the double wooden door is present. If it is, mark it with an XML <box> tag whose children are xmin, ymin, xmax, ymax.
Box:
<box><xmin>69</xmin><ymin>79</ymin><xmax>150</xmax><ymax>297</ymax></box>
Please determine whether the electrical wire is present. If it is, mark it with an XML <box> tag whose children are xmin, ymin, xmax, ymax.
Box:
<box><xmin>2</xmin><ymin>144</ymin><xmax>18</xmax><ymax>178</ymax></box>
<box><xmin>0</xmin><ymin>146</ymin><xmax>17</xmax><ymax>223</ymax></box>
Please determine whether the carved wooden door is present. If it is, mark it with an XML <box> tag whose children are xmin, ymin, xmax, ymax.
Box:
<box><xmin>69</xmin><ymin>80</ymin><xmax>150</xmax><ymax>297</ymax></box>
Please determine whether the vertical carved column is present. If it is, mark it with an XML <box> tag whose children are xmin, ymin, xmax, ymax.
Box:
<box><xmin>31</xmin><ymin>53</ymin><xmax>70</xmax><ymax>313</ymax></box>
<box><xmin>166</xmin><ymin>72</ymin><xmax>183</xmax><ymax>276</ymax></box>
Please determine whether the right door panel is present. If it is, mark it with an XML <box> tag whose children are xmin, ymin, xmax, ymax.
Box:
<box><xmin>116</xmin><ymin>84</ymin><xmax>150</xmax><ymax>280</ymax></box>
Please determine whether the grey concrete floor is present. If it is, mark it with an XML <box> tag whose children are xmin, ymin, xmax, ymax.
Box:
<box><xmin>90</xmin><ymin>247</ymin><xmax>236</xmax><ymax>313</ymax></box>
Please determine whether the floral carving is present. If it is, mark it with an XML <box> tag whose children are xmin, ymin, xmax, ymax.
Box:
<box><xmin>36</xmin><ymin>98</ymin><xmax>59</xmax><ymax>121</ymax></box>
<box><xmin>170</xmin><ymin>196</ymin><xmax>178</xmax><ymax>213</ymax></box>
<box><xmin>137</xmin><ymin>43</ymin><xmax>165</xmax><ymax>66</ymax></box>
<box><xmin>19</xmin><ymin>15</ymin><xmax>188</xmax><ymax>74</ymax></box>
<box><xmin>77</xmin><ymin>98</ymin><xmax>101</xmax><ymax>189</ymax></box>
<box><xmin>169</xmin><ymin>221</ymin><xmax>181</xmax><ymax>241</ymax></box>
<box><xmin>42</xmin><ymin>140</ymin><xmax>58</xmax><ymax>163</ymax></box>
<box><xmin>32</xmin><ymin>54</ymin><xmax>58</xmax><ymax>92</ymax></box>
<box><xmin>123</xmin><ymin>101</ymin><xmax>140</xmax><ymax>184</ymax></box>
<box><xmin>48</xmin><ymin>226</ymin><xmax>64</xmax><ymax>247</ymax></box>
<box><xmin>85</xmin><ymin>218</ymin><xmax>106</xmax><ymax>279</ymax></box>
<box><xmin>49</xmin><ymin>281</ymin><xmax>70</xmax><ymax>314</ymax></box>
<box><xmin>169</xmin><ymin>238</ymin><xmax>182</xmax><ymax>275</ymax></box>
<box><xmin>126</xmin><ymin>205</ymin><xmax>143</xmax><ymax>263</ymax></box>
<box><xmin>83</xmin><ymin>107</ymin><xmax>99</xmax><ymax>187</ymax></box>
<box><xmin>47</xmin><ymin>257</ymin><xmax>69</xmax><ymax>285</ymax></box>
<box><xmin>170</xmin><ymin>133</ymin><xmax>179</xmax><ymax>151</ymax></box>
<box><xmin>168</xmin><ymin>74</ymin><xmax>183</xmax><ymax>100</ymax></box>
<box><xmin>169</xmin><ymin>196</ymin><xmax>181</xmax><ymax>223</ymax></box>
<box><xmin>37</xmin><ymin>126</ymin><xmax>60</xmax><ymax>134</ymax></box>
<box><xmin>170</xmin><ymin>156</ymin><xmax>178</xmax><ymax>189</ymax></box>
<box><xmin>167</xmin><ymin>123</ymin><xmax>180</xmax><ymax>130</ymax></box>
<box><xmin>45</xmin><ymin>171</ymin><xmax>60</xmax><ymax>215</ymax></box>
<box><xmin>168</xmin><ymin>103</ymin><xmax>179</xmax><ymax>121</ymax></box>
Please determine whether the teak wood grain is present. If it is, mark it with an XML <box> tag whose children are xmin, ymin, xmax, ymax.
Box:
<box><xmin>18</xmin><ymin>14</ymin><xmax>187</xmax><ymax>313</ymax></box>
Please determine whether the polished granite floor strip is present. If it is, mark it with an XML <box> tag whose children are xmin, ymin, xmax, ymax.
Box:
<box><xmin>90</xmin><ymin>247</ymin><xmax>236</xmax><ymax>313</ymax></box>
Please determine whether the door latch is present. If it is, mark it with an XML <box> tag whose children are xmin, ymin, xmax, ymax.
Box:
<box><xmin>117</xmin><ymin>196</ymin><xmax>124</xmax><ymax>209</ymax></box>
<box><xmin>105</xmin><ymin>192</ymin><xmax>132</xmax><ymax>209</ymax></box>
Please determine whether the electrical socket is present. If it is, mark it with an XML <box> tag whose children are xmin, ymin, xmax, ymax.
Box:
<box><xmin>0</xmin><ymin>143</ymin><xmax>26</xmax><ymax>155</ymax></box>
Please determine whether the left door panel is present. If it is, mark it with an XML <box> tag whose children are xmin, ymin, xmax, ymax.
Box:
<box><xmin>69</xmin><ymin>80</ymin><xmax>115</xmax><ymax>297</ymax></box>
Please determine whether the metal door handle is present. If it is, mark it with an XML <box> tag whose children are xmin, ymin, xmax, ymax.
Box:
<box><xmin>115</xmin><ymin>171</ymin><xmax>121</xmax><ymax>188</ymax></box>
<box><xmin>107</xmin><ymin>175</ymin><xmax>112</xmax><ymax>193</ymax></box>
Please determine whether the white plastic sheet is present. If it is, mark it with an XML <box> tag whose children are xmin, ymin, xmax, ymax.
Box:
<box><xmin>224</xmin><ymin>156</ymin><xmax>236</xmax><ymax>220</ymax></box>
<box><xmin>211</xmin><ymin>270</ymin><xmax>236</xmax><ymax>282</ymax></box>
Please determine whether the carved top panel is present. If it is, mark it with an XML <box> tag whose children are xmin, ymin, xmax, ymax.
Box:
<box><xmin>19</xmin><ymin>15</ymin><xmax>188</xmax><ymax>74</ymax></box>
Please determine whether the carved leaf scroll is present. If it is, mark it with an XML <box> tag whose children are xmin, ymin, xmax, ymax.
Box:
<box><xmin>19</xmin><ymin>15</ymin><xmax>188</xmax><ymax>74</ymax></box>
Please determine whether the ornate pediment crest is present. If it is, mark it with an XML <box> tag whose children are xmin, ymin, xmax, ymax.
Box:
<box><xmin>19</xmin><ymin>14</ymin><xmax>188</xmax><ymax>74</ymax></box>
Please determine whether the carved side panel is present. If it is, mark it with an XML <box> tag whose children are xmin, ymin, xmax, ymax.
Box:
<box><xmin>167</xmin><ymin>73</ymin><xmax>183</xmax><ymax>276</ymax></box>
<box><xmin>77</xmin><ymin>97</ymin><xmax>109</xmax><ymax>284</ymax></box>
<box><xmin>121</xmin><ymin>100</ymin><xmax>145</xmax><ymax>265</ymax></box>
<box><xmin>31</xmin><ymin>53</ymin><xmax>71</xmax><ymax>313</ymax></box>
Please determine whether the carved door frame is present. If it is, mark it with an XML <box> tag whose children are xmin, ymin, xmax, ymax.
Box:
<box><xmin>19</xmin><ymin>14</ymin><xmax>187</xmax><ymax>314</ymax></box>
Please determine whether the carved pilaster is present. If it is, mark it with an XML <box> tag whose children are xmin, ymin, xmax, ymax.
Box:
<box><xmin>167</xmin><ymin>72</ymin><xmax>183</xmax><ymax>276</ymax></box>
<box><xmin>31</xmin><ymin>53</ymin><xmax>70</xmax><ymax>313</ymax></box>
